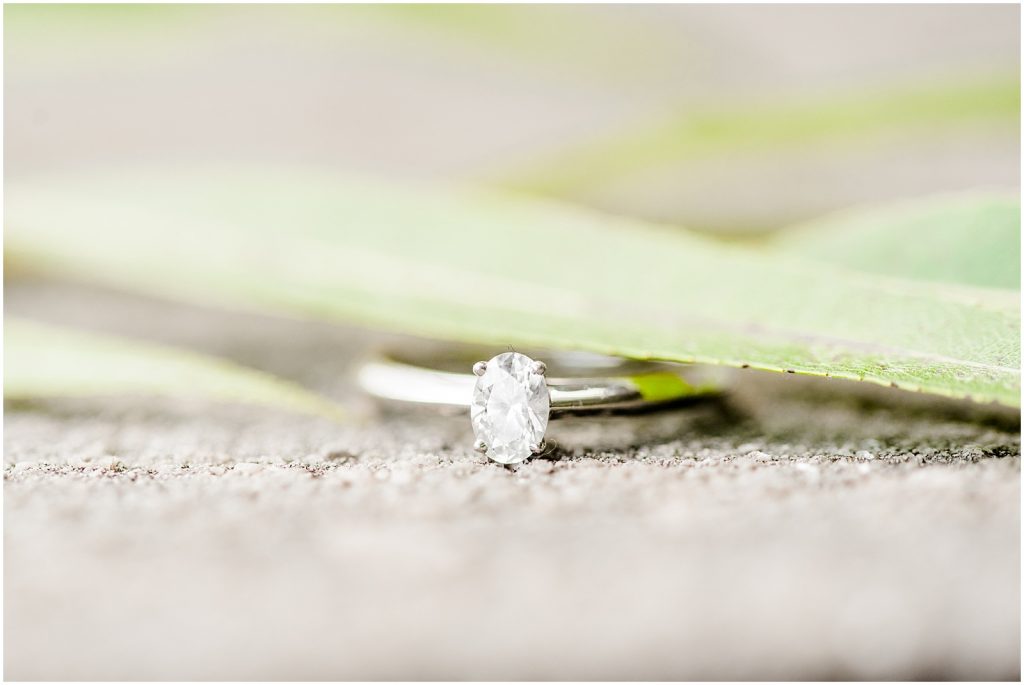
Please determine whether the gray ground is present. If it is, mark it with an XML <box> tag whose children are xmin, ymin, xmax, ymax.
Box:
<box><xmin>4</xmin><ymin>283</ymin><xmax>1020</xmax><ymax>680</ymax></box>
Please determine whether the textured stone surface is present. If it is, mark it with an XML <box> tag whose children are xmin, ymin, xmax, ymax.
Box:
<box><xmin>3</xmin><ymin>283</ymin><xmax>1020</xmax><ymax>680</ymax></box>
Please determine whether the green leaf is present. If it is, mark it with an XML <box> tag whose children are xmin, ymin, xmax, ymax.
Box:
<box><xmin>4</xmin><ymin>317</ymin><xmax>346</xmax><ymax>419</ymax></box>
<box><xmin>5</xmin><ymin>167</ymin><xmax>1019</xmax><ymax>407</ymax></box>
<box><xmin>500</xmin><ymin>76</ymin><xmax>1021</xmax><ymax>197</ymax></box>
<box><xmin>774</xmin><ymin>193</ymin><xmax>1020</xmax><ymax>290</ymax></box>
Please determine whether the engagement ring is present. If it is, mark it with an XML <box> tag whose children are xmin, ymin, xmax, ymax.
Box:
<box><xmin>358</xmin><ymin>347</ymin><xmax>722</xmax><ymax>465</ymax></box>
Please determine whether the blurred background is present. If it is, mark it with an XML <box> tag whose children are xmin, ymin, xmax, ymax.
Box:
<box><xmin>5</xmin><ymin>4</ymin><xmax>1019</xmax><ymax>229</ymax></box>
<box><xmin>4</xmin><ymin>4</ymin><xmax>1021</xmax><ymax>681</ymax></box>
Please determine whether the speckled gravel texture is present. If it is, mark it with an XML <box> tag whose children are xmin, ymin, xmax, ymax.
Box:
<box><xmin>4</xmin><ymin>284</ymin><xmax>1021</xmax><ymax>680</ymax></box>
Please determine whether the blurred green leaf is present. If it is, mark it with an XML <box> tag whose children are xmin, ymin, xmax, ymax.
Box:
<box><xmin>501</xmin><ymin>76</ymin><xmax>1020</xmax><ymax>197</ymax></box>
<box><xmin>4</xmin><ymin>317</ymin><xmax>346</xmax><ymax>419</ymax></box>
<box><xmin>348</xmin><ymin>5</ymin><xmax>679</xmax><ymax>82</ymax></box>
<box><xmin>5</xmin><ymin>168</ymin><xmax>1019</xmax><ymax>406</ymax></box>
<box><xmin>775</xmin><ymin>193</ymin><xmax>1020</xmax><ymax>290</ymax></box>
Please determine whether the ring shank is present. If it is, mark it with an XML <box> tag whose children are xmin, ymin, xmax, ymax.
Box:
<box><xmin>356</xmin><ymin>348</ymin><xmax>722</xmax><ymax>416</ymax></box>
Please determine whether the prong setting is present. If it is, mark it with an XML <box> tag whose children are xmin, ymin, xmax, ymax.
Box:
<box><xmin>474</xmin><ymin>439</ymin><xmax>488</xmax><ymax>453</ymax></box>
<box><xmin>532</xmin><ymin>360</ymin><xmax>547</xmax><ymax>375</ymax></box>
<box><xmin>530</xmin><ymin>440</ymin><xmax>547</xmax><ymax>455</ymax></box>
<box><xmin>472</xmin><ymin>361</ymin><xmax>488</xmax><ymax>376</ymax></box>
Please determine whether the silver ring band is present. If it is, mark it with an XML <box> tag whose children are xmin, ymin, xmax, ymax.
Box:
<box><xmin>357</xmin><ymin>348</ymin><xmax>719</xmax><ymax>415</ymax></box>
<box><xmin>357</xmin><ymin>346</ymin><xmax>723</xmax><ymax>465</ymax></box>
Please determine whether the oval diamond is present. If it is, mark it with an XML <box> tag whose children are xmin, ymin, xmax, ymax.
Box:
<box><xmin>471</xmin><ymin>352</ymin><xmax>550</xmax><ymax>464</ymax></box>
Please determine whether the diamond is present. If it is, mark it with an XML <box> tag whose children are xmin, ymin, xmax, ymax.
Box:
<box><xmin>470</xmin><ymin>352</ymin><xmax>550</xmax><ymax>464</ymax></box>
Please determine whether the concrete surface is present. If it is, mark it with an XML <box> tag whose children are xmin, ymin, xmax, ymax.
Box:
<box><xmin>4</xmin><ymin>283</ymin><xmax>1020</xmax><ymax>680</ymax></box>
